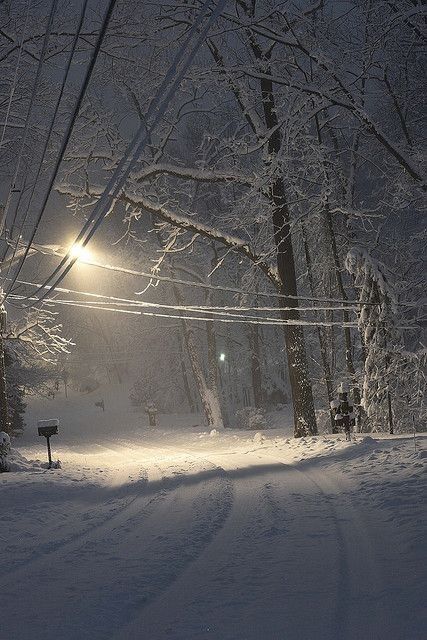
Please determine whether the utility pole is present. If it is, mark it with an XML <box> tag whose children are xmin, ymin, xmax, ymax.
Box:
<box><xmin>0</xmin><ymin>297</ymin><xmax>9</xmax><ymax>434</ymax></box>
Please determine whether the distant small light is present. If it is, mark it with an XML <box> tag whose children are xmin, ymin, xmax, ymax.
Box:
<box><xmin>219</xmin><ymin>353</ymin><xmax>226</xmax><ymax>361</ymax></box>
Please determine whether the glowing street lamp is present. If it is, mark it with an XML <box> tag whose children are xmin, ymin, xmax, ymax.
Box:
<box><xmin>219</xmin><ymin>352</ymin><xmax>226</xmax><ymax>362</ymax></box>
<box><xmin>68</xmin><ymin>243</ymin><xmax>93</xmax><ymax>264</ymax></box>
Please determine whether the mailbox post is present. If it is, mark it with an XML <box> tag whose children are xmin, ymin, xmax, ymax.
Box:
<box><xmin>37</xmin><ymin>419</ymin><xmax>59</xmax><ymax>468</ymax></box>
<box><xmin>330</xmin><ymin>383</ymin><xmax>356</xmax><ymax>441</ymax></box>
<box><xmin>144</xmin><ymin>401</ymin><xmax>158</xmax><ymax>427</ymax></box>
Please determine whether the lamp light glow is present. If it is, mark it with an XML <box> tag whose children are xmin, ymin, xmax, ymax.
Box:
<box><xmin>69</xmin><ymin>243</ymin><xmax>92</xmax><ymax>263</ymax></box>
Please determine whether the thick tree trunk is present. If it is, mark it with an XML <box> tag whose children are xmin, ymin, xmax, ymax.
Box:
<box><xmin>280</xmin><ymin>322</ymin><xmax>317</xmax><ymax>437</ymax></box>
<box><xmin>208</xmin><ymin>39</ymin><xmax>316</xmax><ymax>435</ymax></box>
<box><xmin>272</xmin><ymin>185</ymin><xmax>317</xmax><ymax>436</ymax></box>
<box><xmin>259</xmin><ymin>72</ymin><xmax>317</xmax><ymax>436</ymax></box>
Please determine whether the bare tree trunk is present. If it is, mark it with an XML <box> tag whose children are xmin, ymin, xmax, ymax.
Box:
<box><xmin>181</xmin><ymin>318</ymin><xmax>223</xmax><ymax>429</ymax></box>
<box><xmin>154</xmin><ymin>228</ymin><xmax>224</xmax><ymax>428</ymax></box>
<box><xmin>259</xmin><ymin>71</ymin><xmax>317</xmax><ymax>437</ymax></box>
<box><xmin>315</xmin><ymin>115</ymin><xmax>362</xmax><ymax>407</ymax></box>
<box><xmin>94</xmin><ymin>316</ymin><xmax>123</xmax><ymax>384</ymax></box>
<box><xmin>301</xmin><ymin>224</ymin><xmax>335</xmax><ymax>431</ymax></box>
<box><xmin>205</xmin><ymin>283</ymin><xmax>222</xmax><ymax>411</ymax></box>
<box><xmin>172</xmin><ymin>282</ymin><xmax>224</xmax><ymax>429</ymax></box>
<box><xmin>208</xmin><ymin>37</ymin><xmax>317</xmax><ymax>436</ymax></box>
<box><xmin>205</xmin><ymin>316</ymin><xmax>224</xmax><ymax>424</ymax></box>
<box><xmin>249</xmin><ymin>324</ymin><xmax>264</xmax><ymax>408</ymax></box>
<box><xmin>177</xmin><ymin>333</ymin><xmax>196</xmax><ymax>413</ymax></box>
<box><xmin>324</xmin><ymin>209</ymin><xmax>361</xmax><ymax>405</ymax></box>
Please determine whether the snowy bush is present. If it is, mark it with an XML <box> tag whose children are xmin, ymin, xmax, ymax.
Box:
<box><xmin>78</xmin><ymin>378</ymin><xmax>100</xmax><ymax>394</ymax></box>
<box><xmin>346</xmin><ymin>248</ymin><xmax>426</xmax><ymax>433</ymax></box>
<box><xmin>235</xmin><ymin>407</ymin><xmax>268</xmax><ymax>431</ymax></box>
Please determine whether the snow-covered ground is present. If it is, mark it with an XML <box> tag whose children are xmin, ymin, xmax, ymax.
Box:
<box><xmin>1</xmin><ymin>386</ymin><xmax>426</xmax><ymax>639</ymax></box>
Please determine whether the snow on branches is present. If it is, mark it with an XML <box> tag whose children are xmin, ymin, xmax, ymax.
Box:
<box><xmin>4</xmin><ymin>308</ymin><xmax>73</xmax><ymax>362</ymax></box>
<box><xmin>346</xmin><ymin>247</ymin><xmax>425</xmax><ymax>431</ymax></box>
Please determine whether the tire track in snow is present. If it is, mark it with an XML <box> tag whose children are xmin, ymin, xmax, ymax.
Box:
<box><xmin>1</xmin><ymin>463</ymin><xmax>160</xmax><ymax>584</ymax></box>
<box><xmin>2</xmin><ymin>440</ymin><xmax>154</xmax><ymax>573</ymax></box>
<box><xmin>120</xmin><ymin>446</ymin><xmax>383</xmax><ymax>640</ymax></box>
<box><xmin>53</xmin><ymin>449</ymin><xmax>233</xmax><ymax>640</ymax></box>
<box><xmin>300</xmin><ymin>465</ymin><xmax>387</xmax><ymax>640</ymax></box>
<box><xmin>0</xmin><ymin>442</ymin><xmax>189</xmax><ymax>586</ymax></box>
<box><xmin>1</xmin><ymin>446</ymin><xmax>234</xmax><ymax>640</ymax></box>
<box><xmin>254</xmin><ymin>449</ymin><xmax>387</xmax><ymax>640</ymax></box>
<box><xmin>2</xmin><ymin>438</ymin><xmax>204</xmax><ymax>575</ymax></box>
<box><xmin>113</xmin><ymin>449</ymin><xmax>302</xmax><ymax>640</ymax></box>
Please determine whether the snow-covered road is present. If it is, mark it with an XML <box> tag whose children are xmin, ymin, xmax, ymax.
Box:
<box><xmin>1</xmin><ymin>395</ymin><xmax>426</xmax><ymax>639</ymax></box>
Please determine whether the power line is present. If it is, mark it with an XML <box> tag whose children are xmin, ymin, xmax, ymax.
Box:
<box><xmin>11</xmin><ymin>243</ymin><xmax>422</xmax><ymax>313</ymax></box>
<box><xmin>22</xmin><ymin>297</ymin><xmax>360</xmax><ymax>314</ymax></box>
<box><xmin>12</xmin><ymin>295</ymin><xmax>358</xmax><ymax>324</ymax></box>
<box><xmin>19</xmin><ymin>243</ymin><xmax>377</xmax><ymax>306</ymax></box>
<box><xmin>7</xmin><ymin>279</ymin><xmax>361</xmax><ymax>317</ymax></box>
<box><xmin>8</xmin><ymin>294</ymin><xmax>359</xmax><ymax>328</ymax></box>
<box><xmin>7</xmin><ymin>285</ymin><xmax>420</xmax><ymax>330</ymax></box>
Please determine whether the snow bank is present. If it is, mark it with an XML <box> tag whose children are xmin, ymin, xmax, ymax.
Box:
<box><xmin>7</xmin><ymin>449</ymin><xmax>58</xmax><ymax>472</ymax></box>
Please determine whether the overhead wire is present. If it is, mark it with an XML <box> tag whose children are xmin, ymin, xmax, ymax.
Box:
<box><xmin>4</xmin><ymin>1</ymin><xmax>418</xmax><ymax>323</ymax></box>
<box><xmin>4</xmin><ymin>0</ymin><xmax>208</xmax><ymax>298</ymax></box>
<box><xmin>6</xmin><ymin>279</ymin><xmax>363</xmax><ymax>317</ymax></box>
<box><xmin>7</xmin><ymin>292</ymin><xmax>420</xmax><ymax>331</ymax></box>
<box><xmin>10</xmin><ymin>242</ymin><xmax>422</xmax><ymax>311</ymax></box>
<box><xmin>17</xmin><ymin>243</ymin><xmax>379</xmax><ymax>306</ymax></box>
<box><xmin>7</xmin><ymin>278</ymin><xmax>420</xmax><ymax>329</ymax></box>
<box><xmin>15</xmin><ymin>297</ymin><xmax>361</xmax><ymax>314</ymax></box>
<box><xmin>8</xmin><ymin>294</ymin><xmax>359</xmax><ymax>328</ymax></box>
<box><xmin>8</xmin><ymin>294</ymin><xmax>359</xmax><ymax>324</ymax></box>
<box><xmin>7</xmin><ymin>0</ymin><xmax>387</xmax><ymax>315</ymax></box>
<box><xmin>21</xmin><ymin>0</ymin><xmax>226</xmax><ymax>306</ymax></box>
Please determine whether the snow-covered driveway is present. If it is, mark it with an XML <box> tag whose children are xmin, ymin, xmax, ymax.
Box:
<box><xmin>1</xmin><ymin>425</ymin><xmax>426</xmax><ymax>640</ymax></box>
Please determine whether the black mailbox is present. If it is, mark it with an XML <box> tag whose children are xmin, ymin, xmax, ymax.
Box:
<box><xmin>37</xmin><ymin>419</ymin><xmax>59</xmax><ymax>467</ymax></box>
<box><xmin>38</xmin><ymin>424</ymin><xmax>58</xmax><ymax>437</ymax></box>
